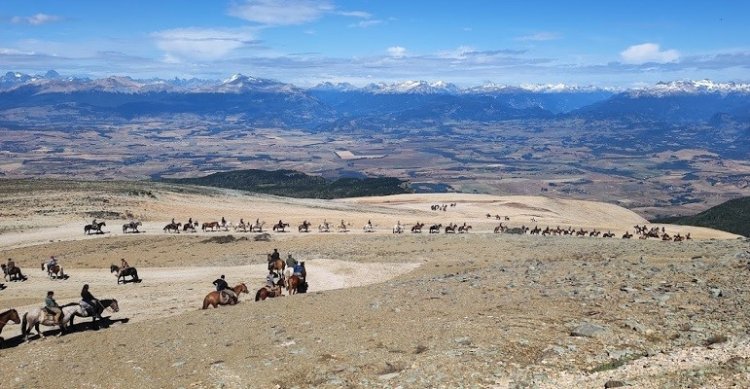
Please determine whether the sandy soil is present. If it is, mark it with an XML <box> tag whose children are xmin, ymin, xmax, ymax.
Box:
<box><xmin>1</xmin><ymin>181</ymin><xmax>748</xmax><ymax>388</ymax></box>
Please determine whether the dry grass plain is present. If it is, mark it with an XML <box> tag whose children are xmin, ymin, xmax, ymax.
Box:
<box><xmin>0</xmin><ymin>180</ymin><xmax>749</xmax><ymax>388</ymax></box>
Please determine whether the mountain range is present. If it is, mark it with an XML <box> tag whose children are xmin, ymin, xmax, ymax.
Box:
<box><xmin>1</xmin><ymin>70</ymin><xmax>749</xmax><ymax>129</ymax></box>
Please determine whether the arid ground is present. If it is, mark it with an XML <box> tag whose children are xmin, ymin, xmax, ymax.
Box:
<box><xmin>0</xmin><ymin>180</ymin><xmax>749</xmax><ymax>388</ymax></box>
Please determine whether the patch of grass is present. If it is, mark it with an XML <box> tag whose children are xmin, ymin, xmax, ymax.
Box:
<box><xmin>590</xmin><ymin>353</ymin><xmax>644</xmax><ymax>373</ymax></box>
<box><xmin>704</xmin><ymin>334</ymin><xmax>728</xmax><ymax>347</ymax></box>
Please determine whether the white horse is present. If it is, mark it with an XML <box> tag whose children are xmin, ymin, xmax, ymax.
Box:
<box><xmin>22</xmin><ymin>304</ymin><xmax>79</xmax><ymax>340</ymax></box>
<box><xmin>22</xmin><ymin>299</ymin><xmax>119</xmax><ymax>340</ymax></box>
<box><xmin>318</xmin><ymin>222</ymin><xmax>331</xmax><ymax>233</ymax></box>
<box><xmin>363</xmin><ymin>223</ymin><xmax>375</xmax><ymax>233</ymax></box>
<box><xmin>393</xmin><ymin>224</ymin><xmax>404</xmax><ymax>234</ymax></box>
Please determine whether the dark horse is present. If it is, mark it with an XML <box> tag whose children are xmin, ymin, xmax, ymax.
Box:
<box><xmin>255</xmin><ymin>278</ymin><xmax>285</xmax><ymax>301</ymax></box>
<box><xmin>110</xmin><ymin>265</ymin><xmax>140</xmax><ymax>284</ymax></box>
<box><xmin>163</xmin><ymin>222</ymin><xmax>181</xmax><ymax>233</ymax></box>
<box><xmin>202</xmin><ymin>283</ymin><xmax>249</xmax><ymax>309</ymax></box>
<box><xmin>0</xmin><ymin>309</ymin><xmax>21</xmax><ymax>342</ymax></box>
<box><xmin>1</xmin><ymin>264</ymin><xmax>26</xmax><ymax>281</ymax></box>
<box><xmin>298</xmin><ymin>220</ymin><xmax>311</xmax><ymax>233</ymax></box>
<box><xmin>122</xmin><ymin>221</ymin><xmax>142</xmax><ymax>233</ymax></box>
<box><xmin>84</xmin><ymin>221</ymin><xmax>106</xmax><ymax>235</ymax></box>
<box><xmin>273</xmin><ymin>221</ymin><xmax>290</xmax><ymax>232</ymax></box>
<box><xmin>67</xmin><ymin>298</ymin><xmax>120</xmax><ymax>329</ymax></box>
<box><xmin>41</xmin><ymin>262</ymin><xmax>67</xmax><ymax>280</ymax></box>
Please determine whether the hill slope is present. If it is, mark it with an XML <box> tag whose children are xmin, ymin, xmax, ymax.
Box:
<box><xmin>652</xmin><ymin>197</ymin><xmax>750</xmax><ymax>237</ymax></box>
<box><xmin>162</xmin><ymin>169</ymin><xmax>411</xmax><ymax>199</ymax></box>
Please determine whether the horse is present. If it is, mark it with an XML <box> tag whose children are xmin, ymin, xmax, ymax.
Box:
<box><xmin>411</xmin><ymin>222</ymin><xmax>424</xmax><ymax>233</ymax></box>
<box><xmin>41</xmin><ymin>262</ymin><xmax>66</xmax><ymax>280</ymax></box>
<box><xmin>493</xmin><ymin>224</ymin><xmax>506</xmax><ymax>233</ymax></box>
<box><xmin>363</xmin><ymin>223</ymin><xmax>375</xmax><ymax>233</ymax></box>
<box><xmin>298</xmin><ymin>220</ymin><xmax>311</xmax><ymax>233</ymax></box>
<box><xmin>234</xmin><ymin>221</ymin><xmax>249</xmax><ymax>232</ymax></box>
<box><xmin>392</xmin><ymin>224</ymin><xmax>404</xmax><ymax>234</ymax></box>
<box><xmin>202</xmin><ymin>221</ymin><xmax>220</xmax><ymax>232</ymax></box>
<box><xmin>337</xmin><ymin>220</ymin><xmax>350</xmax><ymax>233</ymax></box>
<box><xmin>267</xmin><ymin>255</ymin><xmax>286</xmax><ymax>273</ymax></box>
<box><xmin>273</xmin><ymin>222</ymin><xmax>290</xmax><ymax>232</ymax></box>
<box><xmin>110</xmin><ymin>265</ymin><xmax>140</xmax><ymax>284</ymax></box>
<box><xmin>84</xmin><ymin>221</ymin><xmax>106</xmax><ymax>235</ymax></box>
<box><xmin>458</xmin><ymin>224</ymin><xmax>472</xmax><ymax>233</ymax></box>
<box><xmin>251</xmin><ymin>221</ymin><xmax>265</xmax><ymax>232</ymax></box>
<box><xmin>444</xmin><ymin>224</ymin><xmax>456</xmax><ymax>234</ymax></box>
<box><xmin>21</xmin><ymin>304</ymin><xmax>82</xmax><ymax>340</ymax></box>
<box><xmin>122</xmin><ymin>220</ymin><xmax>142</xmax><ymax>233</ymax></box>
<box><xmin>255</xmin><ymin>278</ymin><xmax>285</xmax><ymax>301</ymax></box>
<box><xmin>183</xmin><ymin>222</ymin><xmax>197</xmax><ymax>232</ymax></box>
<box><xmin>202</xmin><ymin>284</ymin><xmax>249</xmax><ymax>309</ymax></box>
<box><xmin>163</xmin><ymin>222</ymin><xmax>181</xmax><ymax>233</ymax></box>
<box><xmin>429</xmin><ymin>224</ymin><xmax>442</xmax><ymax>234</ymax></box>
<box><xmin>1</xmin><ymin>264</ymin><xmax>26</xmax><ymax>281</ymax></box>
<box><xmin>318</xmin><ymin>221</ymin><xmax>331</xmax><ymax>233</ymax></box>
<box><xmin>0</xmin><ymin>309</ymin><xmax>20</xmax><ymax>342</ymax></box>
<box><xmin>67</xmin><ymin>299</ymin><xmax>119</xmax><ymax>329</ymax></box>
<box><xmin>286</xmin><ymin>275</ymin><xmax>308</xmax><ymax>296</ymax></box>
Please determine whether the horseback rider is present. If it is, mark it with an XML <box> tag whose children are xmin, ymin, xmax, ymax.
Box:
<box><xmin>118</xmin><ymin>258</ymin><xmax>130</xmax><ymax>277</ymax></box>
<box><xmin>80</xmin><ymin>284</ymin><xmax>103</xmax><ymax>319</ymax></box>
<box><xmin>213</xmin><ymin>275</ymin><xmax>237</xmax><ymax>303</ymax></box>
<box><xmin>270</xmin><ymin>248</ymin><xmax>280</xmax><ymax>262</ymax></box>
<box><xmin>221</xmin><ymin>217</ymin><xmax>226</xmax><ymax>227</ymax></box>
<box><xmin>293</xmin><ymin>261</ymin><xmax>305</xmax><ymax>279</ymax></box>
<box><xmin>47</xmin><ymin>256</ymin><xmax>58</xmax><ymax>275</ymax></box>
<box><xmin>266</xmin><ymin>270</ymin><xmax>279</xmax><ymax>291</ymax></box>
<box><xmin>286</xmin><ymin>253</ymin><xmax>298</xmax><ymax>269</ymax></box>
<box><xmin>171</xmin><ymin>218</ymin><xmax>175</xmax><ymax>225</ymax></box>
<box><xmin>6</xmin><ymin>258</ymin><xmax>15</xmax><ymax>272</ymax></box>
<box><xmin>44</xmin><ymin>290</ymin><xmax>62</xmax><ymax>324</ymax></box>
<box><xmin>92</xmin><ymin>218</ymin><xmax>98</xmax><ymax>226</ymax></box>
<box><xmin>188</xmin><ymin>217</ymin><xmax>193</xmax><ymax>225</ymax></box>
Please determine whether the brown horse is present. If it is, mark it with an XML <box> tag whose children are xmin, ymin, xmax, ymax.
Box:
<box><xmin>41</xmin><ymin>262</ymin><xmax>66</xmax><ymax>280</ymax></box>
<box><xmin>286</xmin><ymin>275</ymin><xmax>309</xmax><ymax>296</ymax></box>
<box><xmin>267</xmin><ymin>255</ymin><xmax>286</xmax><ymax>273</ymax></box>
<box><xmin>273</xmin><ymin>221</ymin><xmax>290</xmax><ymax>232</ymax></box>
<box><xmin>202</xmin><ymin>221</ymin><xmax>220</xmax><ymax>232</ymax></box>
<box><xmin>255</xmin><ymin>279</ymin><xmax>285</xmax><ymax>301</ymax></box>
<box><xmin>298</xmin><ymin>220</ymin><xmax>311</xmax><ymax>232</ymax></box>
<box><xmin>0</xmin><ymin>308</ymin><xmax>21</xmax><ymax>342</ymax></box>
<box><xmin>202</xmin><ymin>283</ymin><xmax>249</xmax><ymax>309</ymax></box>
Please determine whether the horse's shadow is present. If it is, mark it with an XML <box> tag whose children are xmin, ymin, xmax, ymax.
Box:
<box><xmin>0</xmin><ymin>317</ymin><xmax>130</xmax><ymax>349</ymax></box>
<box><xmin>120</xmin><ymin>278</ymin><xmax>142</xmax><ymax>284</ymax></box>
<box><xmin>50</xmin><ymin>275</ymin><xmax>70</xmax><ymax>280</ymax></box>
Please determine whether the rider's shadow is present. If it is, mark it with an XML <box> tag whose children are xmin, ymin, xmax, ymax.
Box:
<box><xmin>0</xmin><ymin>317</ymin><xmax>131</xmax><ymax>349</ymax></box>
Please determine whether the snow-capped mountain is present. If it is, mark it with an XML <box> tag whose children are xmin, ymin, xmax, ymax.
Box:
<box><xmin>628</xmin><ymin>80</ymin><xmax>750</xmax><ymax>97</ymax></box>
<box><xmin>361</xmin><ymin>80</ymin><xmax>460</xmax><ymax>94</ymax></box>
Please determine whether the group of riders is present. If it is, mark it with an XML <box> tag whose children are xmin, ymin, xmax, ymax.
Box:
<box><xmin>211</xmin><ymin>248</ymin><xmax>307</xmax><ymax>303</ymax></box>
<box><xmin>42</xmin><ymin>284</ymin><xmax>104</xmax><ymax>326</ymax></box>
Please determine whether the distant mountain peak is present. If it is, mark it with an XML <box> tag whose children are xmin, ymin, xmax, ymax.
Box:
<box><xmin>630</xmin><ymin>79</ymin><xmax>750</xmax><ymax>97</ymax></box>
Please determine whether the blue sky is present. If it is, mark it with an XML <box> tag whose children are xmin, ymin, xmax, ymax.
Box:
<box><xmin>1</xmin><ymin>0</ymin><xmax>748</xmax><ymax>87</ymax></box>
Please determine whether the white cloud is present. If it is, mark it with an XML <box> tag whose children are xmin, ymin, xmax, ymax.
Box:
<box><xmin>515</xmin><ymin>32</ymin><xmax>561</xmax><ymax>41</ymax></box>
<box><xmin>228</xmin><ymin>0</ymin><xmax>333</xmax><ymax>25</ymax></box>
<box><xmin>152</xmin><ymin>27</ymin><xmax>256</xmax><ymax>60</ymax></box>
<box><xmin>10</xmin><ymin>13</ymin><xmax>62</xmax><ymax>25</ymax></box>
<box><xmin>337</xmin><ymin>11</ymin><xmax>371</xmax><ymax>19</ymax></box>
<box><xmin>620</xmin><ymin>43</ymin><xmax>679</xmax><ymax>64</ymax></box>
<box><xmin>349</xmin><ymin>19</ymin><xmax>382</xmax><ymax>28</ymax></box>
<box><xmin>387</xmin><ymin>46</ymin><xmax>406</xmax><ymax>58</ymax></box>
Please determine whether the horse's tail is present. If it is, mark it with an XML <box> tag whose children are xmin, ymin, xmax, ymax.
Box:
<box><xmin>255</xmin><ymin>289</ymin><xmax>262</xmax><ymax>301</ymax></box>
<box><xmin>202</xmin><ymin>295</ymin><xmax>210</xmax><ymax>309</ymax></box>
<box><xmin>21</xmin><ymin>311</ymin><xmax>28</xmax><ymax>336</ymax></box>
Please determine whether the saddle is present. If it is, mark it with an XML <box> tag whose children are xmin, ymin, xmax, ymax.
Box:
<box><xmin>219</xmin><ymin>290</ymin><xmax>235</xmax><ymax>304</ymax></box>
